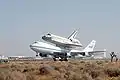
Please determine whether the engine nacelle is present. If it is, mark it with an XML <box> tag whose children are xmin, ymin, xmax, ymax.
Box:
<box><xmin>53</xmin><ymin>52</ymin><xmax>67</xmax><ymax>58</ymax></box>
<box><xmin>85</xmin><ymin>52</ymin><xmax>92</xmax><ymax>57</ymax></box>
<box><xmin>85</xmin><ymin>52</ymin><xmax>89</xmax><ymax>56</ymax></box>
<box><xmin>80</xmin><ymin>52</ymin><xmax>85</xmax><ymax>56</ymax></box>
<box><xmin>39</xmin><ymin>53</ymin><xmax>47</xmax><ymax>57</ymax></box>
<box><xmin>80</xmin><ymin>52</ymin><xmax>90</xmax><ymax>57</ymax></box>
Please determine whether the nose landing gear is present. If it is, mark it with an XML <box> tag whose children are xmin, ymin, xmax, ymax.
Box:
<box><xmin>36</xmin><ymin>52</ymin><xmax>39</xmax><ymax>57</ymax></box>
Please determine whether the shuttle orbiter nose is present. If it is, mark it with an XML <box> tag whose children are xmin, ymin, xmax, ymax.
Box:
<box><xmin>42</xmin><ymin>36</ymin><xmax>46</xmax><ymax>40</ymax></box>
<box><xmin>42</xmin><ymin>35</ymin><xmax>51</xmax><ymax>40</ymax></box>
<box><xmin>29</xmin><ymin>44</ymin><xmax>32</xmax><ymax>48</ymax></box>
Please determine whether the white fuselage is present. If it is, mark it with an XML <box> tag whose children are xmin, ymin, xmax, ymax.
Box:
<box><xmin>30</xmin><ymin>41</ymin><xmax>93</xmax><ymax>58</ymax></box>
<box><xmin>30</xmin><ymin>41</ymin><xmax>69</xmax><ymax>55</ymax></box>
<box><xmin>30</xmin><ymin>40</ymin><xmax>105</xmax><ymax>58</ymax></box>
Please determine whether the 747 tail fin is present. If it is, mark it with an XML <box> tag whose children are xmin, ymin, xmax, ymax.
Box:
<box><xmin>84</xmin><ymin>40</ymin><xmax>96</xmax><ymax>52</ymax></box>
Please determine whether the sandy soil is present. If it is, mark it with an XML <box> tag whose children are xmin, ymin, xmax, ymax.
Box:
<box><xmin>0</xmin><ymin>60</ymin><xmax>120</xmax><ymax>80</ymax></box>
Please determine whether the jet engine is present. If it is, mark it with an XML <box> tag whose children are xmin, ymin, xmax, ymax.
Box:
<box><xmin>84</xmin><ymin>52</ymin><xmax>92</xmax><ymax>57</ymax></box>
<box><xmin>39</xmin><ymin>53</ymin><xmax>47</xmax><ymax>57</ymax></box>
<box><xmin>79</xmin><ymin>52</ymin><xmax>90</xmax><ymax>57</ymax></box>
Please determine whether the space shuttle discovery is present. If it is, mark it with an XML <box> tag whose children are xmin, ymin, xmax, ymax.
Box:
<box><xmin>42</xmin><ymin>30</ymin><xmax>82</xmax><ymax>48</ymax></box>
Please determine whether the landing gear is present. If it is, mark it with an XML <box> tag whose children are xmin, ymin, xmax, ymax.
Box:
<box><xmin>53</xmin><ymin>53</ymin><xmax>68</xmax><ymax>61</ymax></box>
<box><xmin>39</xmin><ymin>53</ymin><xmax>47</xmax><ymax>57</ymax></box>
<box><xmin>36</xmin><ymin>54</ymin><xmax>38</xmax><ymax>57</ymax></box>
<box><xmin>63</xmin><ymin>58</ymin><xmax>68</xmax><ymax>61</ymax></box>
<box><xmin>36</xmin><ymin>52</ymin><xmax>39</xmax><ymax>57</ymax></box>
<box><xmin>39</xmin><ymin>53</ymin><xmax>42</xmax><ymax>56</ymax></box>
<box><xmin>53</xmin><ymin>57</ymin><xmax>57</xmax><ymax>61</ymax></box>
<box><xmin>63</xmin><ymin>53</ymin><xmax>68</xmax><ymax>61</ymax></box>
<box><xmin>58</xmin><ymin>57</ymin><xmax>68</xmax><ymax>61</ymax></box>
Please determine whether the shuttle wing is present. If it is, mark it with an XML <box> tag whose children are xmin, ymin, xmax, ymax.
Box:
<box><xmin>56</xmin><ymin>42</ymin><xmax>82</xmax><ymax>48</ymax></box>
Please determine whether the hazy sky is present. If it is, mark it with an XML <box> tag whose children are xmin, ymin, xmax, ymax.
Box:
<box><xmin>0</xmin><ymin>0</ymin><xmax>120</xmax><ymax>57</ymax></box>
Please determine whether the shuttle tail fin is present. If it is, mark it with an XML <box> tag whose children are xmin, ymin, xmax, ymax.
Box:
<box><xmin>84</xmin><ymin>40</ymin><xmax>96</xmax><ymax>52</ymax></box>
<box><xmin>68</xmin><ymin>30</ymin><xmax>78</xmax><ymax>39</ymax></box>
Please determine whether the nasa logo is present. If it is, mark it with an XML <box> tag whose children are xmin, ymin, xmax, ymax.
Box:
<box><xmin>89</xmin><ymin>45</ymin><xmax>93</xmax><ymax>48</ymax></box>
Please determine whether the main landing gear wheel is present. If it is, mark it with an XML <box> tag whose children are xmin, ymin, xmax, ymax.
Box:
<box><xmin>53</xmin><ymin>58</ymin><xmax>57</xmax><ymax>61</ymax></box>
<box><xmin>62</xmin><ymin>53</ymin><xmax>68</xmax><ymax>61</ymax></box>
<box><xmin>59</xmin><ymin>58</ymin><xmax>68</xmax><ymax>61</ymax></box>
<box><xmin>36</xmin><ymin>52</ymin><xmax>39</xmax><ymax>57</ymax></box>
<box><xmin>64</xmin><ymin>58</ymin><xmax>68</xmax><ymax>61</ymax></box>
<box><xmin>59</xmin><ymin>58</ymin><xmax>63</xmax><ymax>61</ymax></box>
<box><xmin>53</xmin><ymin>53</ymin><xmax>68</xmax><ymax>61</ymax></box>
<box><xmin>36</xmin><ymin>54</ymin><xmax>38</xmax><ymax>57</ymax></box>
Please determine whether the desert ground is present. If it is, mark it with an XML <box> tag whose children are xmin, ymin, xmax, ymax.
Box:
<box><xmin>0</xmin><ymin>59</ymin><xmax>120</xmax><ymax>80</ymax></box>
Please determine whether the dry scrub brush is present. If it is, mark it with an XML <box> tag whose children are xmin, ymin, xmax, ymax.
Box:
<box><xmin>0</xmin><ymin>60</ymin><xmax>120</xmax><ymax>80</ymax></box>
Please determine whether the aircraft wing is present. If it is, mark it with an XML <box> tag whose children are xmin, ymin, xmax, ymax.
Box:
<box><xmin>56</xmin><ymin>43</ymin><xmax>82</xmax><ymax>48</ymax></box>
<box><xmin>64</xmin><ymin>43</ymin><xmax>82</xmax><ymax>47</ymax></box>
<box><xmin>70</xmin><ymin>50</ymin><xmax>106</xmax><ymax>56</ymax></box>
<box><xmin>89</xmin><ymin>51</ymin><xmax>106</xmax><ymax>54</ymax></box>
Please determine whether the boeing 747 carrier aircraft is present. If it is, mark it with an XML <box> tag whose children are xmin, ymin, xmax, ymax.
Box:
<box><xmin>30</xmin><ymin>40</ymin><xmax>105</xmax><ymax>61</ymax></box>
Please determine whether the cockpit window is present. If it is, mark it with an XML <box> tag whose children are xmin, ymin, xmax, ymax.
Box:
<box><xmin>34</xmin><ymin>42</ymin><xmax>38</xmax><ymax>43</ymax></box>
<box><xmin>47</xmin><ymin>33</ymin><xmax>51</xmax><ymax>36</ymax></box>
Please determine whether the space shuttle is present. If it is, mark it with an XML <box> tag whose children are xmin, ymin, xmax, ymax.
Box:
<box><xmin>42</xmin><ymin>30</ymin><xmax>82</xmax><ymax>48</ymax></box>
